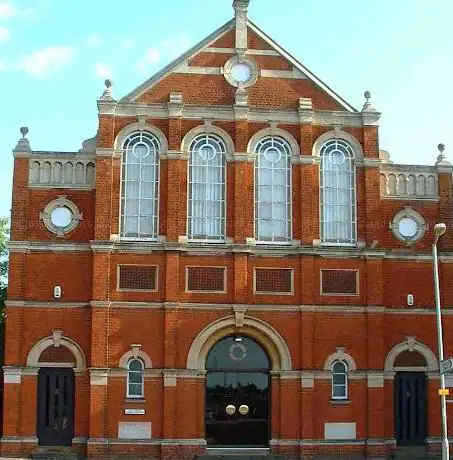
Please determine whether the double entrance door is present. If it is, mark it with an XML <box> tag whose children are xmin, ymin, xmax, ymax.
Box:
<box><xmin>206</xmin><ymin>370</ymin><xmax>269</xmax><ymax>446</ymax></box>
<box><xmin>395</xmin><ymin>372</ymin><xmax>427</xmax><ymax>446</ymax></box>
<box><xmin>37</xmin><ymin>368</ymin><xmax>75</xmax><ymax>446</ymax></box>
<box><xmin>205</xmin><ymin>336</ymin><xmax>271</xmax><ymax>447</ymax></box>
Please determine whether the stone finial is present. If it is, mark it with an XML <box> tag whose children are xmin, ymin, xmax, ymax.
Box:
<box><xmin>233</xmin><ymin>0</ymin><xmax>250</xmax><ymax>10</ymax></box>
<box><xmin>13</xmin><ymin>126</ymin><xmax>31</xmax><ymax>153</ymax></box>
<box><xmin>100</xmin><ymin>78</ymin><xmax>115</xmax><ymax>101</ymax></box>
<box><xmin>435</xmin><ymin>143</ymin><xmax>451</xmax><ymax>166</ymax></box>
<box><xmin>379</xmin><ymin>149</ymin><xmax>392</xmax><ymax>164</ymax></box>
<box><xmin>233</xmin><ymin>0</ymin><xmax>249</xmax><ymax>52</ymax></box>
<box><xmin>362</xmin><ymin>90</ymin><xmax>377</xmax><ymax>112</ymax></box>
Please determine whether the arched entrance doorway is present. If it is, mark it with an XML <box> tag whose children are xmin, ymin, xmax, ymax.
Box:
<box><xmin>385</xmin><ymin>338</ymin><xmax>438</xmax><ymax>448</ymax></box>
<box><xmin>205</xmin><ymin>335</ymin><xmax>270</xmax><ymax>447</ymax></box>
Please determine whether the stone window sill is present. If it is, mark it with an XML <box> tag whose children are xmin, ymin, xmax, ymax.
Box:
<box><xmin>330</xmin><ymin>399</ymin><xmax>351</xmax><ymax>405</ymax></box>
<box><xmin>124</xmin><ymin>398</ymin><xmax>146</xmax><ymax>404</ymax></box>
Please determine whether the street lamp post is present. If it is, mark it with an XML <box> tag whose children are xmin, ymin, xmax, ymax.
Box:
<box><xmin>432</xmin><ymin>222</ymin><xmax>449</xmax><ymax>460</ymax></box>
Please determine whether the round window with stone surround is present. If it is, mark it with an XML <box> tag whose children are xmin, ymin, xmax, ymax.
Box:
<box><xmin>223</xmin><ymin>55</ymin><xmax>259</xmax><ymax>88</ymax></box>
<box><xmin>390</xmin><ymin>208</ymin><xmax>426</xmax><ymax>244</ymax></box>
<box><xmin>40</xmin><ymin>197</ymin><xmax>83</xmax><ymax>237</ymax></box>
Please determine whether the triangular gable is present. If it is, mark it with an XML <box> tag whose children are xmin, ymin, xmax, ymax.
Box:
<box><xmin>247</xmin><ymin>21</ymin><xmax>357</xmax><ymax>112</ymax></box>
<box><xmin>121</xmin><ymin>18</ymin><xmax>357</xmax><ymax>113</ymax></box>
<box><xmin>120</xmin><ymin>19</ymin><xmax>235</xmax><ymax>103</ymax></box>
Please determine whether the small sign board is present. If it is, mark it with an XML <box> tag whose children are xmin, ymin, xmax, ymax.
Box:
<box><xmin>124</xmin><ymin>408</ymin><xmax>145</xmax><ymax>415</ymax></box>
<box><xmin>438</xmin><ymin>389</ymin><xmax>450</xmax><ymax>396</ymax></box>
<box><xmin>440</xmin><ymin>357</ymin><xmax>453</xmax><ymax>375</ymax></box>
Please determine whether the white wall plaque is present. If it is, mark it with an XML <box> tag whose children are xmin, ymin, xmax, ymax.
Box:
<box><xmin>118</xmin><ymin>422</ymin><xmax>151</xmax><ymax>439</ymax></box>
<box><xmin>324</xmin><ymin>422</ymin><xmax>356</xmax><ymax>440</ymax></box>
<box><xmin>124</xmin><ymin>408</ymin><xmax>145</xmax><ymax>415</ymax></box>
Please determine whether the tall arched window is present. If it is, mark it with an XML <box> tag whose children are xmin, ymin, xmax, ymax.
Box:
<box><xmin>332</xmin><ymin>360</ymin><xmax>348</xmax><ymax>400</ymax></box>
<box><xmin>188</xmin><ymin>134</ymin><xmax>226</xmax><ymax>241</ymax></box>
<box><xmin>127</xmin><ymin>358</ymin><xmax>144</xmax><ymax>398</ymax></box>
<box><xmin>320</xmin><ymin>139</ymin><xmax>356</xmax><ymax>245</ymax></box>
<box><xmin>121</xmin><ymin>131</ymin><xmax>160</xmax><ymax>239</ymax></box>
<box><xmin>255</xmin><ymin>136</ymin><xmax>292</xmax><ymax>243</ymax></box>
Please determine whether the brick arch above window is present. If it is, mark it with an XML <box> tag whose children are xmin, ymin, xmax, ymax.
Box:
<box><xmin>119</xmin><ymin>346</ymin><xmax>152</xmax><ymax>369</ymax></box>
<box><xmin>324</xmin><ymin>347</ymin><xmax>357</xmax><ymax>371</ymax></box>
<box><xmin>312</xmin><ymin>130</ymin><xmax>364</xmax><ymax>161</ymax></box>
<box><xmin>181</xmin><ymin>124</ymin><xmax>235</xmax><ymax>160</ymax></box>
<box><xmin>247</xmin><ymin>127</ymin><xmax>300</xmax><ymax>157</ymax></box>
<box><xmin>114</xmin><ymin>122</ymin><xmax>168</xmax><ymax>154</ymax></box>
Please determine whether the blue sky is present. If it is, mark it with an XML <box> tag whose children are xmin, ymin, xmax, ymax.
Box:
<box><xmin>1</xmin><ymin>0</ymin><xmax>453</xmax><ymax>219</ymax></box>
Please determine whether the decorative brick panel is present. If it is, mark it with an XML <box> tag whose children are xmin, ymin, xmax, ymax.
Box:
<box><xmin>118</xmin><ymin>265</ymin><xmax>158</xmax><ymax>291</ymax></box>
<box><xmin>186</xmin><ymin>266</ymin><xmax>226</xmax><ymax>292</ymax></box>
<box><xmin>254</xmin><ymin>268</ymin><xmax>293</xmax><ymax>294</ymax></box>
<box><xmin>321</xmin><ymin>270</ymin><xmax>358</xmax><ymax>295</ymax></box>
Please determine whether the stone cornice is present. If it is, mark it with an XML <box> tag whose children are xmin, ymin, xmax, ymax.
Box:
<box><xmin>10</xmin><ymin>240</ymin><xmax>453</xmax><ymax>262</ymax></box>
<box><xmin>8</xmin><ymin>241</ymin><xmax>90</xmax><ymax>253</ymax></box>
<box><xmin>99</xmin><ymin>102</ymin><xmax>371</xmax><ymax>127</ymax></box>
<box><xmin>5</xmin><ymin>300</ymin><xmax>89</xmax><ymax>308</ymax></box>
<box><xmin>7</xmin><ymin>299</ymin><xmax>448</xmax><ymax>315</ymax></box>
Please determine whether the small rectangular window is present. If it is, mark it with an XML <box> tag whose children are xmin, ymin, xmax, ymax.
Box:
<box><xmin>254</xmin><ymin>268</ymin><xmax>293</xmax><ymax>294</ymax></box>
<box><xmin>186</xmin><ymin>266</ymin><xmax>226</xmax><ymax>292</ymax></box>
<box><xmin>118</xmin><ymin>265</ymin><xmax>158</xmax><ymax>291</ymax></box>
<box><xmin>321</xmin><ymin>269</ymin><xmax>358</xmax><ymax>296</ymax></box>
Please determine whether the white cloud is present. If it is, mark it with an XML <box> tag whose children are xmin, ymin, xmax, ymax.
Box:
<box><xmin>0</xmin><ymin>2</ymin><xmax>16</xmax><ymax>20</ymax></box>
<box><xmin>94</xmin><ymin>62</ymin><xmax>111</xmax><ymax>78</ymax></box>
<box><xmin>121</xmin><ymin>38</ymin><xmax>134</xmax><ymax>49</ymax></box>
<box><xmin>136</xmin><ymin>47</ymin><xmax>160</xmax><ymax>73</ymax></box>
<box><xmin>0</xmin><ymin>25</ymin><xmax>9</xmax><ymax>43</ymax></box>
<box><xmin>146</xmin><ymin>48</ymin><xmax>160</xmax><ymax>63</ymax></box>
<box><xmin>17</xmin><ymin>45</ymin><xmax>75</xmax><ymax>77</ymax></box>
<box><xmin>0</xmin><ymin>60</ymin><xmax>6</xmax><ymax>70</ymax></box>
<box><xmin>86</xmin><ymin>34</ymin><xmax>102</xmax><ymax>47</ymax></box>
<box><xmin>0</xmin><ymin>2</ymin><xmax>35</xmax><ymax>20</ymax></box>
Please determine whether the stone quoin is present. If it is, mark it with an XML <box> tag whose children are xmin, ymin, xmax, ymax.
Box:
<box><xmin>3</xmin><ymin>1</ymin><xmax>453</xmax><ymax>459</ymax></box>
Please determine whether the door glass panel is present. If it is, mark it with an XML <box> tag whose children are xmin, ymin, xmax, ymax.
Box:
<box><xmin>205</xmin><ymin>336</ymin><xmax>270</xmax><ymax>447</ymax></box>
<box><xmin>206</xmin><ymin>336</ymin><xmax>270</xmax><ymax>370</ymax></box>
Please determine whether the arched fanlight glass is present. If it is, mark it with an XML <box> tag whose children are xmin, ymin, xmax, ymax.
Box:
<box><xmin>320</xmin><ymin>139</ymin><xmax>356</xmax><ymax>245</ymax></box>
<box><xmin>121</xmin><ymin>131</ymin><xmax>160</xmax><ymax>239</ymax></box>
<box><xmin>127</xmin><ymin>358</ymin><xmax>144</xmax><ymax>398</ymax></box>
<box><xmin>332</xmin><ymin>360</ymin><xmax>348</xmax><ymax>400</ymax></box>
<box><xmin>255</xmin><ymin>136</ymin><xmax>292</xmax><ymax>243</ymax></box>
<box><xmin>188</xmin><ymin>134</ymin><xmax>226</xmax><ymax>242</ymax></box>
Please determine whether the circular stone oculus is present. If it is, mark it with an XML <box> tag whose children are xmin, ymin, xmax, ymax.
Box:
<box><xmin>398</xmin><ymin>217</ymin><xmax>418</xmax><ymax>238</ymax></box>
<box><xmin>231</xmin><ymin>62</ymin><xmax>252</xmax><ymax>83</ymax></box>
<box><xmin>50</xmin><ymin>207</ymin><xmax>73</xmax><ymax>228</ymax></box>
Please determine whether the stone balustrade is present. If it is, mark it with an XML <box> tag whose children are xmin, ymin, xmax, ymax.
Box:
<box><xmin>380</xmin><ymin>164</ymin><xmax>438</xmax><ymax>199</ymax></box>
<box><xmin>29</xmin><ymin>153</ymin><xmax>96</xmax><ymax>189</ymax></box>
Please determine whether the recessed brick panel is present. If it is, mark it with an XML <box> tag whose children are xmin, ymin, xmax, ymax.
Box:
<box><xmin>255</xmin><ymin>268</ymin><xmax>293</xmax><ymax>294</ymax></box>
<box><xmin>39</xmin><ymin>346</ymin><xmax>74</xmax><ymax>363</ymax></box>
<box><xmin>186</xmin><ymin>266</ymin><xmax>226</xmax><ymax>292</ymax></box>
<box><xmin>321</xmin><ymin>270</ymin><xmax>358</xmax><ymax>295</ymax></box>
<box><xmin>118</xmin><ymin>265</ymin><xmax>157</xmax><ymax>291</ymax></box>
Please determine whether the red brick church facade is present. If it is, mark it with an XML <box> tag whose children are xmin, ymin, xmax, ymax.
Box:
<box><xmin>3</xmin><ymin>1</ymin><xmax>453</xmax><ymax>458</ymax></box>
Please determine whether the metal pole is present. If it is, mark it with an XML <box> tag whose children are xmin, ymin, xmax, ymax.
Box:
<box><xmin>432</xmin><ymin>241</ymin><xmax>450</xmax><ymax>460</ymax></box>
